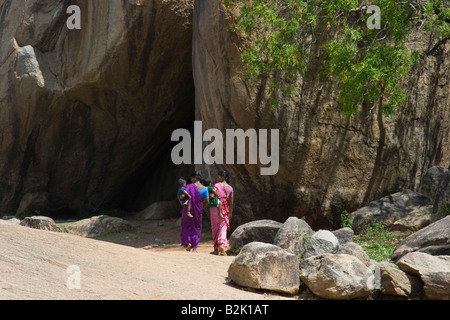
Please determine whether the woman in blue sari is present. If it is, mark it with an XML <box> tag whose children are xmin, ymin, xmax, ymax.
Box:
<box><xmin>180</xmin><ymin>172</ymin><xmax>209</xmax><ymax>251</ymax></box>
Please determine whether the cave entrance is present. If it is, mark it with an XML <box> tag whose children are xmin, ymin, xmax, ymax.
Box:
<box><xmin>117</xmin><ymin>116</ymin><xmax>196</xmax><ymax>213</ymax></box>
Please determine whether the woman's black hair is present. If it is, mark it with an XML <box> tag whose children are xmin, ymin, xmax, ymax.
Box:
<box><xmin>190</xmin><ymin>171</ymin><xmax>202</xmax><ymax>180</ymax></box>
<box><xmin>218</xmin><ymin>170</ymin><xmax>231</xmax><ymax>184</ymax></box>
<box><xmin>202</xmin><ymin>178</ymin><xmax>211</xmax><ymax>186</ymax></box>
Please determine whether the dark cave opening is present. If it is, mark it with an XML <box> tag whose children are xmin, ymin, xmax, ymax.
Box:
<box><xmin>117</xmin><ymin>114</ymin><xmax>196</xmax><ymax>214</ymax></box>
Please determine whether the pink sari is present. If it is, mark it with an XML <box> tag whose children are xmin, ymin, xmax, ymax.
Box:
<box><xmin>210</xmin><ymin>182</ymin><xmax>233</xmax><ymax>252</ymax></box>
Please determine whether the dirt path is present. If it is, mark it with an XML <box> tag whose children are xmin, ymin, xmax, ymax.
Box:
<box><xmin>0</xmin><ymin>218</ymin><xmax>293</xmax><ymax>300</ymax></box>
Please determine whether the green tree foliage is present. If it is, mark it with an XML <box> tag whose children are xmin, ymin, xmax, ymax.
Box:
<box><xmin>224</xmin><ymin>0</ymin><xmax>450</xmax><ymax>116</ymax></box>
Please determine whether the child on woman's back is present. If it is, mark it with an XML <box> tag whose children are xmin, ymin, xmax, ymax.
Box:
<box><xmin>202</xmin><ymin>178</ymin><xmax>223</xmax><ymax>218</ymax></box>
<box><xmin>177</xmin><ymin>178</ymin><xmax>193</xmax><ymax>218</ymax></box>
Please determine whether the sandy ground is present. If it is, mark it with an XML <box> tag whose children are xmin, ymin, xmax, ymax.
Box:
<box><xmin>0</xmin><ymin>218</ymin><xmax>294</xmax><ymax>300</ymax></box>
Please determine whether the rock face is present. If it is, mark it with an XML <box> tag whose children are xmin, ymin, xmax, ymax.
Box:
<box><xmin>193</xmin><ymin>0</ymin><xmax>450</xmax><ymax>229</ymax></box>
<box><xmin>420</xmin><ymin>166</ymin><xmax>449</xmax><ymax>200</ymax></box>
<box><xmin>419</xmin><ymin>166</ymin><xmax>450</xmax><ymax>216</ymax></box>
<box><xmin>16</xmin><ymin>192</ymin><xmax>49</xmax><ymax>216</ymax></box>
<box><xmin>0</xmin><ymin>0</ymin><xmax>195</xmax><ymax>216</ymax></box>
<box><xmin>135</xmin><ymin>201</ymin><xmax>181</xmax><ymax>220</ymax></box>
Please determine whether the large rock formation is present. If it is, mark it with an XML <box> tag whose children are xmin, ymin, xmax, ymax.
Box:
<box><xmin>193</xmin><ymin>0</ymin><xmax>450</xmax><ymax>228</ymax></box>
<box><xmin>0</xmin><ymin>0</ymin><xmax>195</xmax><ymax>216</ymax></box>
<box><xmin>1</xmin><ymin>0</ymin><xmax>449</xmax><ymax>228</ymax></box>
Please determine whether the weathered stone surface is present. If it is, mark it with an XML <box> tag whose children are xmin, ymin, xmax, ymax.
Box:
<box><xmin>391</xmin><ymin>215</ymin><xmax>450</xmax><ymax>262</ymax></box>
<box><xmin>135</xmin><ymin>201</ymin><xmax>180</xmax><ymax>220</ymax></box>
<box><xmin>19</xmin><ymin>216</ymin><xmax>60</xmax><ymax>232</ymax></box>
<box><xmin>349</xmin><ymin>190</ymin><xmax>430</xmax><ymax>232</ymax></box>
<box><xmin>396</xmin><ymin>252</ymin><xmax>450</xmax><ymax>300</ymax></box>
<box><xmin>228</xmin><ymin>242</ymin><xmax>300</xmax><ymax>295</ymax></box>
<box><xmin>420</xmin><ymin>166</ymin><xmax>449</xmax><ymax>200</ymax></box>
<box><xmin>273</xmin><ymin>217</ymin><xmax>314</xmax><ymax>257</ymax></box>
<box><xmin>338</xmin><ymin>242</ymin><xmax>371</xmax><ymax>267</ymax></box>
<box><xmin>193</xmin><ymin>0</ymin><xmax>450</xmax><ymax>230</ymax></box>
<box><xmin>419</xmin><ymin>166</ymin><xmax>450</xmax><ymax>216</ymax></box>
<box><xmin>300</xmin><ymin>253</ymin><xmax>373</xmax><ymax>300</ymax></box>
<box><xmin>332</xmin><ymin>227</ymin><xmax>354</xmax><ymax>245</ymax></box>
<box><xmin>16</xmin><ymin>192</ymin><xmax>49</xmax><ymax>216</ymax></box>
<box><xmin>390</xmin><ymin>205</ymin><xmax>434</xmax><ymax>235</ymax></box>
<box><xmin>2</xmin><ymin>216</ymin><xmax>21</xmax><ymax>225</ymax></box>
<box><xmin>432</xmin><ymin>171</ymin><xmax>450</xmax><ymax>217</ymax></box>
<box><xmin>229</xmin><ymin>220</ymin><xmax>283</xmax><ymax>249</ymax></box>
<box><xmin>379</xmin><ymin>265</ymin><xmax>423</xmax><ymax>298</ymax></box>
<box><xmin>0</xmin><ymin>0</ymin><xmax>195</xmax><ymax>216</ymax></box>
<box><xmin>65</xmin><ymin>215</ymin><xmax>134</xmax><ymax>238</ymax></box>
<box><xmin>303</xmin><ymin>230</ymin><xmax>339</xmax><ymax>259</ymax></box>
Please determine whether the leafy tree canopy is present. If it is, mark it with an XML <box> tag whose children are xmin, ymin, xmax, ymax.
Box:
<box><xmin>224</xmin><ymin>0</ymin><xmax>450</xmax><ymax>116</ymax></box>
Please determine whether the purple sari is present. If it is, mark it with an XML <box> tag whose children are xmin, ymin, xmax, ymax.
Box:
<box><xmin>180</xmin><ymin>183</ymin><xmax>203</xmax><ymax>249</ymax></box>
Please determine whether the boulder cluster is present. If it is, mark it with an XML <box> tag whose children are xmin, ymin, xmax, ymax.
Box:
<box><xmin>227</xmin><ymin>216</ymin><xmax>450</xmax><ymax>300</ymax></box>
<box><xmin>227</xmin><ymin>166</ymin><xmax>450</xmax><ymax>299</ymax></box>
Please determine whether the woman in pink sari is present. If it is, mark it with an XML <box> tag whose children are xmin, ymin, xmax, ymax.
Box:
<box><xmin>211</xmin><ymin>170</ymin><xmax>234</xmax><ymax>256</ymax></box>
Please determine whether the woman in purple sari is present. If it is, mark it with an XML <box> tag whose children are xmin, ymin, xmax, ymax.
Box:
<box><xmin>180</xmin><ymin>172</ymin><xmax>209</xmax><ymax>251</ymax></box>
